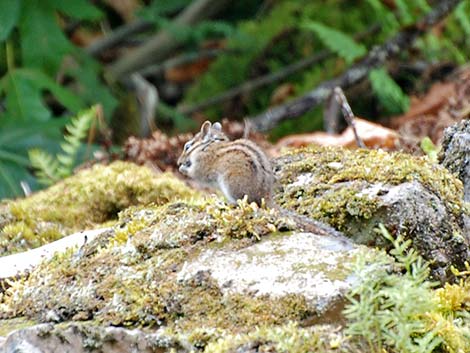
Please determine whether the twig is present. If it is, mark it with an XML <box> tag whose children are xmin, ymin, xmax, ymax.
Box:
<box><xmin>333</xmin><ymin>87</ymin><xmax>365</xmax><ymax>148</ymax></box>
<box><xmin>248</xmin><ymin>0</ymin><xmax>462</xmax><ymax>132</ymax></box>
<box><xmin>177</xmin><ymin>24</ymin><xmax>380</xmax><ymax>116</ymax></box>
<box><xmin>86</xmin><ymin>20</ymin><xmax>155</xmax><ymax>57</ymax></box>
<box><xmin>138</xmin><ymin>48</ymin><xmax>225</xmax><ymax>77</ymax></box>
<box><xmin>107</xmin><ymin>0</ymin><xmax>231</xmax><ymax>80</ymax></box>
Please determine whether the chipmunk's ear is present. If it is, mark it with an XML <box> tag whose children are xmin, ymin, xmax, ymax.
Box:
<box><xmin>201</xmin><ymin>121</ymin><xmax>212</xmax><ymax>135</ymax></box>
<box><xmin>212</xmin><ymin>122</ymin><xmax>222</xmax><ymax>131</ymax></box>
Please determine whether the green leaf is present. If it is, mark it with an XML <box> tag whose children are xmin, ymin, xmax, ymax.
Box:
<box><xmin>0</xmin><ymin>161</ymin><xmax>27</xmax><ymax>197</ymax></box>
<box><xmin>17</xmin><ymin>69</ymin><xmax>84</xmax><ymax>113</ymax></box>
<box><xmin>420</xmin><ymin>137</ymin><xmax>439</xmax><ymax>163</ymax></box>
<box><xmin>66</xmin><ymin>54</ymin><xmax>118</xmax><ymax>118</ymax></box>
<box><xmin>369</xmin><ymin>68</ymin><xmax>410</xmax><ymax>114</ymax></box>
<box><xmin>0</xmin><ymin>0</ymin><xmax>22</xmax><ymax>41</ymax></box>
<box><xmin>454</xmin><ymin>1</ymin><xmax>470</xmax><ymax>38</ymax></box>
<box><xmin>364</xmin><ymin>0</ymin><xmax>399</xmax><ymax>35</ymax></box>
<box><xmin>0</xmin><ymin>118</ymin><xmax>66</xmax><ymax>198</ymax></box>
<box><xmin>19</xmin><ymin>0</ymin><xmax>74</xmax><ymax>75</ymax></box>
<box><xmin>1</xmin><ymin>71</ymin><xmax>51</xmax><ymax>122</ymax></box>
<box><xmin>394</xmin><ymin>0</ymin><xmax>413</xmax><ymax>24</ymax></box>
<box><xmin>0</xmin><ymin>69</ymin><xmax>84</xmax><ymax>122</ymax></box>
<box><xmin>51</xmin><ymin>0</ymin><xmax>103</xmax><ymax>20</ymax></box>
<box><xmin>302</xmin><ymin>21</ymin><xmax>366</xmax><ymax>64</ymax></box>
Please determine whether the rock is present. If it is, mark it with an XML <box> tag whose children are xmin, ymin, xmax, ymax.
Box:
<box><xmin>1</xmin><ymin>146</ymin><xmax>468</xmax><ymax>352</ymax></box>
<box><xmin>178</xmin><ymin>232</ymin><xmax>371</xmax><ymax>317</ymax></box>
<box><xmin>0</xmin><ymin>323</ymin><xmax>187</xmax><ymax>353</ymax></box>
<box><xmin>274</xmin><ymin>147</ymin><xmax>469</xmax><ymax>281</ymax></box>
<box><xmin>439</xmin><ymin>119</ymin><xmax>470</xmax><ymax>202</ymax></box>
<box><xmin>439</xmin><ymin>120</ymin><xmax>470</xmax><ymax>235</ymax></box>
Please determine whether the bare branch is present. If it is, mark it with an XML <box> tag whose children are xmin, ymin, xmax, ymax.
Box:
<box><xmin>248</xmin><ymin>0</ymin><xmax>462</xmax><ymax>132</ymax></box>
<box><xmin>177</xmin><ymin>25</ymin><xmax>381</xmax><ymax>116</ymax></box>
<box><xmin>86</xmin><ymin>20</ymin><xmax>155</xmax><ymax>57</ymax></box>
<box><xmin>138</xmin><ymin>48</ymin><xmax>225</xmax><ymax>78</ymax></box>
<box><xmin>107</xmin><ymin>0</ymin><xmax>231</xmax><ymax>80</ymax></box>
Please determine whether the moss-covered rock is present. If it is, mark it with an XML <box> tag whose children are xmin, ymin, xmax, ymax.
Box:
<box><xmin>0</xmin><ymin>200</ymin><xmax>305</xmax><ymax>328</ymax></box>
<box><xmin>0</xmin><ymin>161</ymin><xmax>197</xmax><ymax>256</ymax></box>
<box><xmin>274</xmin><ymin>146</ymin><xmax>469</xmax><ymax>280</ymax></box>
<box><xmin>1</xmin><ymin>145</ymin><xmax>469</xmax><ymax>352</ymax></box>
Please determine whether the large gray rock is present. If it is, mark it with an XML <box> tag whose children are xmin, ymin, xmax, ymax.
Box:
<box><xmin>178</xmin><ymin>232</ymin><xmax>372</xmax><ymax>317</ymax></box>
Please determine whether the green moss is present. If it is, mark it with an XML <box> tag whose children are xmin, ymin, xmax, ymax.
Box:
<box><xmin>203</xmin><ymin>321</ymin><xmax>352</xmax><ymax>353</ymax></box>
<box><xmin>276</xmin><ymin>146</ymin><xmax>465</xmax><ymax>231</ymax></box>
<box><xmin>0</xmin><ymin>161</ymin><xmax>197</xmax><ymax>255</ymax></box>
<box><xmin>0</xmin><ymin>317</ymin><xmax>37</xmax><ymax>337</ymax></box>
<box><xmin>0</xmin><ymin>195</ymin><xmax>307</xmax><ymax>332</ymax></box>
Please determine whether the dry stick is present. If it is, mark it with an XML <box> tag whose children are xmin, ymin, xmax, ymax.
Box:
<box><xmin>86</xmin><ymin>20</ymin><xmax>155</xmax><ymax>57</ymax></box>
<box><xmin>108</xmin><ymin>0</ymin><xmax>231</xmax><ymax>80</ymax></box>
<box><xmin>334</xmin><ymin>87</ymin><xmax>366</xmax><ymax>148</ymax></box>
<box><xmin>248</xmin><ymin>0</ymin><xmax>462</xmax><ymax>132</ymax></box>
<box><xmin>138</xmin><ymin>48</ymin><xmax>225</xmax><ymax>77</ymax></box>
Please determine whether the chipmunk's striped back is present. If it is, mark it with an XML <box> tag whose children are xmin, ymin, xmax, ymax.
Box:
<box><xmin>178</xmin><ymin>121</ymin><xmax>274</xmax><ymax>205</ymax></box>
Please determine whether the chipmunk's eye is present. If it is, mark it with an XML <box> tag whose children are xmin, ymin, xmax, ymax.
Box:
<box><xmin>184</xmin><ymin>141</ymin><xmax>192</xmax><ymax>151</ymax></box>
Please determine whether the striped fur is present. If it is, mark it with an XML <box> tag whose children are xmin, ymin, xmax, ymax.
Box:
<box><xmin>178</xmin><ymin>121</ymin><xmax>274</xmax><ymax>205</ymax></box>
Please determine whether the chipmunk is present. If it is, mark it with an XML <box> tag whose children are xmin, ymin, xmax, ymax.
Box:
<box><xmin>177</xmin><ymin>121</ymin><xmax>346</xmax><ymax>238</ymax></box>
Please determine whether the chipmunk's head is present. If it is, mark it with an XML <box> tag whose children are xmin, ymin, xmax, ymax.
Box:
<box><xmin>177</xmin><ymin>121</ymin><xmax>228</xmax><ymax>176</ymax></box>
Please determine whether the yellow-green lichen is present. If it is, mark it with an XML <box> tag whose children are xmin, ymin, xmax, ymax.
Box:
<box><xmin>0</xmin><ymin>161</ymin><xmax>198</xmax><ymax>255</ymax></box>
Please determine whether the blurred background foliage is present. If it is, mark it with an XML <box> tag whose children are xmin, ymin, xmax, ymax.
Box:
<box><xmin>0</xmin><ymin>0</ymin><xmax>469</xmax><ymax>199</ymax></box>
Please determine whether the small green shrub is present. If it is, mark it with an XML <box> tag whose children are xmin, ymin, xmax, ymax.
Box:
<box><xmin>344</xmin><ymin>225</ymin><xmax>470</xmax><ymax>353</ymax></box>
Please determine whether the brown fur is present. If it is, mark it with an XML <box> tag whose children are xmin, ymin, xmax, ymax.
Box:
<box><xmin>178</xmin><ymin>122</ymin><xmax>273</xmax><ymax>205</ymax></box>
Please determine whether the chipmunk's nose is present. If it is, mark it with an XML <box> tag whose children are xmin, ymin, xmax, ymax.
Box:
<box><xmin>179</xmin><ymin>160</ymin><xmax>191</xmax><ymax>173</ymax></box>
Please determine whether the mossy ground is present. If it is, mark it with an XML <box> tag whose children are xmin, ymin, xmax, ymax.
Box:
<box><xmin>0</xmin><ymin>161</ymin><xmax>196</xmax><ymax>255</ymax></box>
<box><xmin>0</xmin><ymin>197</ymin><xmax>304</xmax><ymax>333</ymax></box>
<box><xmin>1</xmin><ymin>147</ymin><xmax>469</xmax><ymax>352</ymax></box>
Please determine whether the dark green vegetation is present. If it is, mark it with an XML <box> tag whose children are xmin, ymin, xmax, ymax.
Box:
<box><xmin>0</xmin><ymin>0</ymin><xmax>469</xmax><ymax>198</ymax></box>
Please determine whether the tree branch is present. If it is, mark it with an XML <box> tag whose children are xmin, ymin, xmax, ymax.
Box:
<box><xmin>248</xmin><ymin>0</ymin><xmax>462</xmax><ymax>132</ymax></box>
<box><xmin>86</xmin><ymin>20</ymin><xmax>155</xmax><ymax>57</ymax></box>
<box><xmin>178</xmin><ymin>50</ymin><xmax>332</xmax><ymax>116</ymax></box>
<box><xmin>138</xmin><ymin>48</ymin><xmax>225</xmax><ymax>77</ymax></box>
<box><xmin>107</xmin><ymin>0</ymin><xmax>231</xmax><ymax>80</ymax></box>
<box><xmin>177</xmin><ymin>24</ymin><xmax>380</xmax><ymax>116</ymax></box>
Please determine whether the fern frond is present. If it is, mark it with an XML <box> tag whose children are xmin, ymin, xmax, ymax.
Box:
<box><xmin>302</xmin><ymin>21</ymin><xmax>366</xmax><ymax>64</ymax></box>
<box><xmin>29</xmin><ymin>149</ymin><xmax>60</xmax><ymax>186</ymax></box>
<box><xmin>56</xmin><ymin>106</ymin><xmax>96</xmax><ymax>178</ymax></box>
<box><xmin>369</xmin><ymin>68</ymin><xmax>410</xmax><ymax>114</ymax></box>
